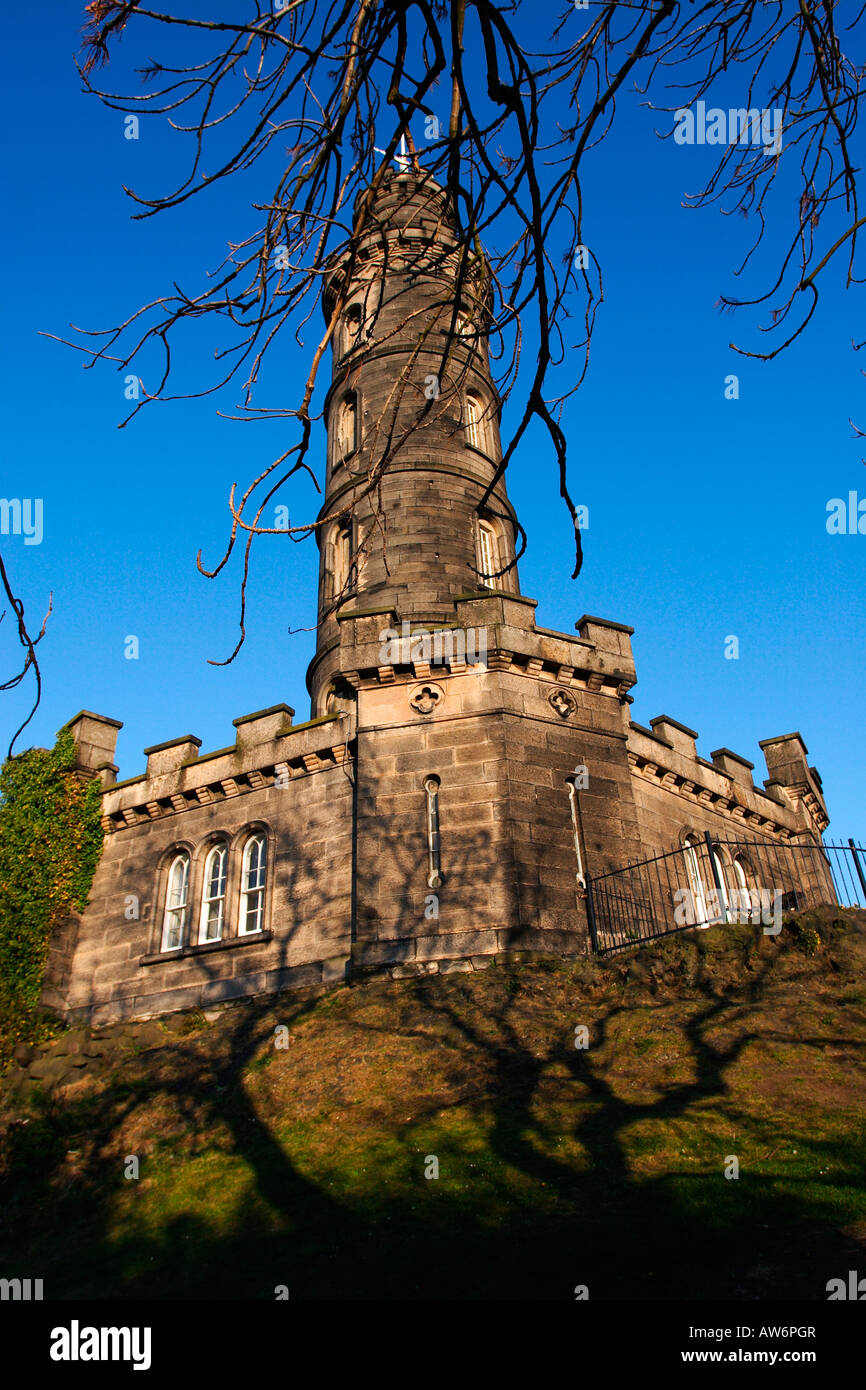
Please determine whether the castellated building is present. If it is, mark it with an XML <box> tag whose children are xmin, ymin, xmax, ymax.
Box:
<box><xmin>44</xmin><ymin>169</ymin><xmax>830</xmax><ymax>1025</ymax></box>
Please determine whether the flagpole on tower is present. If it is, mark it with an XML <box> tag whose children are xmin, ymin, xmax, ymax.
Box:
<box><xmin>373</xmin><ymin>132</ymin><xmax>416</xmax><ymax>173</ymax></box>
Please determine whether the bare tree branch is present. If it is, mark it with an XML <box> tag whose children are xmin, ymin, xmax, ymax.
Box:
<box><xmin>0</xmin><ymin>548</ymin><xmax>53</xmax><ymax>758</ymax></box>
<box><xmin>41</xmin><ymin>0</ymin><xmax>863</xmax><ymax>665</ymax></box>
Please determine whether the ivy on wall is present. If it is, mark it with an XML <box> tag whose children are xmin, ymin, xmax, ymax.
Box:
<box><xmin>0</xmin><ymin>728</ymin><xmax>103</xmax><ymax>1066</ymax></box>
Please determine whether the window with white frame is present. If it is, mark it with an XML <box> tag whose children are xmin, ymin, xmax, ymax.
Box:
<box><xmin>464</xmin><ymin>393</ymin><xmax>483</xmax><ymax>451</ymax></box>
<box><xmin>453</xmin><ymin>312</ymin><xmax>473</xmax><ymax>342</ymax></box>
<box><xmin>712</xmin><ymin>847</ymin><xmax>732</xmax><ymax>922</ymax></box>
<box><xmin>683</xmin><ymin>835</ymin><xmax>710</xmax><ymax>930</ymax></box>
<box><xmin>733</xmin><ymin>855</ymin><xmax>752</xmax><ymax>912</ymax></box>
<box><xmin>239</xmin><ymin>834</ymin><xmax>267</xmax><ymax>935</ymax></box>
<box><xmin>199</xmin><ymin>843</ymin><xmax>228</xmax><ymax>944</ymax></box>
<box><xmin>162</xmin><ymin>852</ymin><xmax>190</xmax><ymax>952</ymax></box>
<box><xmin>477</xmin><ymin>519</ymin><xmax>497</xmax><ymax>587</ymax></box>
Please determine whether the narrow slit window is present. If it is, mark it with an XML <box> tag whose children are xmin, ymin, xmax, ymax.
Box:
<box><xmin>199</xmin><ymin>844</ymin><xmax>227</xmax><ymax>944</ymax></box>
<box><xmin>239</xmin><ymin>835</ymin><xmax>267</xmax><ymax>935</ymax></box>
<box><xmin>162</xmin><ymin>852</ymin><xmax>189</xmax><ymax>952</ymax></box>
<box><xmin>424</xmin><ymin>775</ymin><xmax>442</xmax><ymax>889</ymax></box>
<box><xmin>565</xmin><ymin>776</ymin><xmax>586</xmax><ymax>890</ymax></box>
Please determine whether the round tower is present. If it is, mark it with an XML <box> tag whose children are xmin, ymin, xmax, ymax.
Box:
<box><xmin>307</xmin><ymin>167</ymin><xmax>521</xmax><ymax>715</ymax></box>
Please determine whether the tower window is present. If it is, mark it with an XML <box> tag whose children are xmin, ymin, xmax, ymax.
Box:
<box><xmin>334</xmin><ymin>516</ymin><xmax>355</xmax><ymax>596</ymax></box>
<box><xmin>336</xmin><ymin>392</ymin><xmax>358</xmax><ymax>459</ymax></box>
<box><xmin>239</xmin><ymin>834</ymin><xmax>267</xmax><ymax>935</ymax></box>
<box><xmin>464</xmin><ymin>393</ymin><xmax>483</xmax><ymax>451</ymax></box>
<box><xmin>477</xmin><ymin>520</ymin><xmax>497</xmax><ymax>587</ymax></box>
<box><xmin>199</xmin><ymin>843</ymin><xmax>228</xmax><ymax>944</ymax></box>
<box><xmin>344</xmin><ymin>304</ymin><xmax>363</xmax><ymax>352</ymax></box>
<box><xmin>161</xmin><ymin>852</ymin><xmax>190</xmax><ymax>952</ymax></box>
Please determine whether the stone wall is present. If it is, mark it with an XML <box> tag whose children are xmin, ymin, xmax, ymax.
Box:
<box><xmin>45</xmin><ymin>598</ymin><xmax>832</xmax><ymax>1025</ymax></box>
<box><xmin>46</xmin><ymin>709</ymin><xmax>354</xmax><ymax>1026</ymax></box>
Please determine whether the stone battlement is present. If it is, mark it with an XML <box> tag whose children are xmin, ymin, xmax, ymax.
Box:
<box><xmin>627</xmin><ymin>718</ymin><xmax>828</xmax><ymax>842</ymax></box>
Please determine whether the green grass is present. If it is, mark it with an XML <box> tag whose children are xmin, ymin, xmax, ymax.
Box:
<box><xmin>1</xmin><ymin>910</ymin><xmax>865</xmax><ymax>1299</ymax></box>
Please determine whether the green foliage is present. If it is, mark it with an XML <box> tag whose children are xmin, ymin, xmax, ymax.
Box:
<box><xmin>0</xmin><ymin>729</ymin><xmax>103</xmax><ymax>1066</ymax></box>
<box><xmin>796</xmin><ymin>927</ymin><xmax>822</xmax><ymax>958</ymax></box>
<box><xmin>786</xmin><ymin>913</ymin><xmax>824</xmax><ymax>959</ymax></box>
<box><xmin>177</xmin><ymin>1010</ymin><xmax>209</xmax><ymax>1036</ymax></box>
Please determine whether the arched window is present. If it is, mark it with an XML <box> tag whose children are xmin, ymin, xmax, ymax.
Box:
<box><xmin>733</xmin><ymin>855</ymin><xmax>752</xmax><ymax>915</ymax></box>
<box><xmin>199</xmin><ymin>843</ymin><xmax>228</xmax><ymax>944</ymax></box>
<box><xmin>712</xmin><ymin>846</ymin><xmax>732</xmax><ymax>923</ymax></box>
<box><xmin>333</xmin><ymin>516</ymin><xmax>354</xmax><ymax>596</ymax></box>
<box><xmin>464</xmin><ymin>393</ymin><xmax>483</xmax><ymax>451</ymax></box>
<box><xmin>161</xmin><ymin>852</ymin><xmax>189</xmax><ymax>952</ymax></box>
<box><xmin>477</xmin><ymin>519</ymin><xmax>498</xmax><ymax>587</ymax></box>
<box><xmin>239</xmin><ymin>834</ymin><xmax>267</xmax><ymax>935</ymax></box>
<box><xmin>344</xmin><ymin>303</ymin><xmax>363</xmax><ymax>351</ymax></box>
<box><xmin>454</xmin><ymin>312</ymin><xmax>472</xmax><ymax>342</ymax></box>
<box><xmin>337</xmin><ymin>393</ymin><xmax>357</xmax><ymax>458</ymax></box>
<box><xmin>682</xmin><ymin>834</ymin><xmax>710</xmax><ymax>930</ymax></box>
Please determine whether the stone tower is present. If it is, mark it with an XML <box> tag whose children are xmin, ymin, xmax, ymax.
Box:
<box><xmin>308</xmin><ymin>167</ymin><xmax>520</xmax><ymax>718</ymax></box>
<box><xmin>45</xmin><ymin>167</ymin><xmax>830</xmax><ymax>1025</ymax></box>
<box><xmin>305</xmin><ymin>167</ymin><xmax>644</xmax><ymax>975</ymax></box>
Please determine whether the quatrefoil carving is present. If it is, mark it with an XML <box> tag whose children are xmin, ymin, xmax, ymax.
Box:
<box><xmin>549</xmin><ymin>688</ymin><xmax>577</xmax><ymax>719</ymax></box>
<box><xmin>410</xmin><ymin>684</ymin><xmax>443</xmax><ymax>715</ymax></box>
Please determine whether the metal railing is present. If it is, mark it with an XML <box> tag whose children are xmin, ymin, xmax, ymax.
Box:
<box><xmin>585</xmin><ymin>833</ymin><xmax>866</xmax><ymax>954</ymax></box>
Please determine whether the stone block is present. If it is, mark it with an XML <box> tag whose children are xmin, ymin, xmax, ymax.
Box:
<box><xmin>391</xmin><ymin>961</ymin><xmax>439</xmax><ymax>978</ymax></box>
<box><xmin>415</xmin><ymin>929</ymin><xmax>498</xmax><ymax>960</ymax></box>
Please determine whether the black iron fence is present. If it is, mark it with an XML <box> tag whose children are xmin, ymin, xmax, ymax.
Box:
<box><xmin>585</xmin><ymin>833</ymin><xmax>866</xmax><ymax>954</ymax></box>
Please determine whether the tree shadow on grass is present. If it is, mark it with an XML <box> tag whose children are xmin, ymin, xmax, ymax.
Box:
<box><xmin>1</xmin><ymin>923</ymin><xmax>865</xmax><ymax>1299</ymax></box>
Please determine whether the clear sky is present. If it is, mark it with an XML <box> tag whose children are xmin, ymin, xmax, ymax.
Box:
<box><xmin>1</xmin><ymin>2</ymin><xmax>864</xmax><ymax>842</ymax></box>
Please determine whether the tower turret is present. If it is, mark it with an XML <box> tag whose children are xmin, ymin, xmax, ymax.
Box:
<box><xmin>307</xmin><ymin>167</ymin><xmax>520</xmax><ymax>715</ymax></box>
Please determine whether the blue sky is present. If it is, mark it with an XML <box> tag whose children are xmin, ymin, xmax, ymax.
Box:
<box><xmin>1</xmin><ymin>2</ymin><xmax>864</xmax><ymax>839</ymax></box>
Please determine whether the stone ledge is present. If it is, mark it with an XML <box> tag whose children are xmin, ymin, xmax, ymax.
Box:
<box><xmin>140</xmin><ymin>929</ymin><xmax>273</xmax><ymax>967</ymax></box>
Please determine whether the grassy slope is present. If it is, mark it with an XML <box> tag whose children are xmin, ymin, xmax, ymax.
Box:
<box><xmin>1</xmin><ymin>909</ymin><xmax>865</xmax><ymax>1300</ymax></box>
